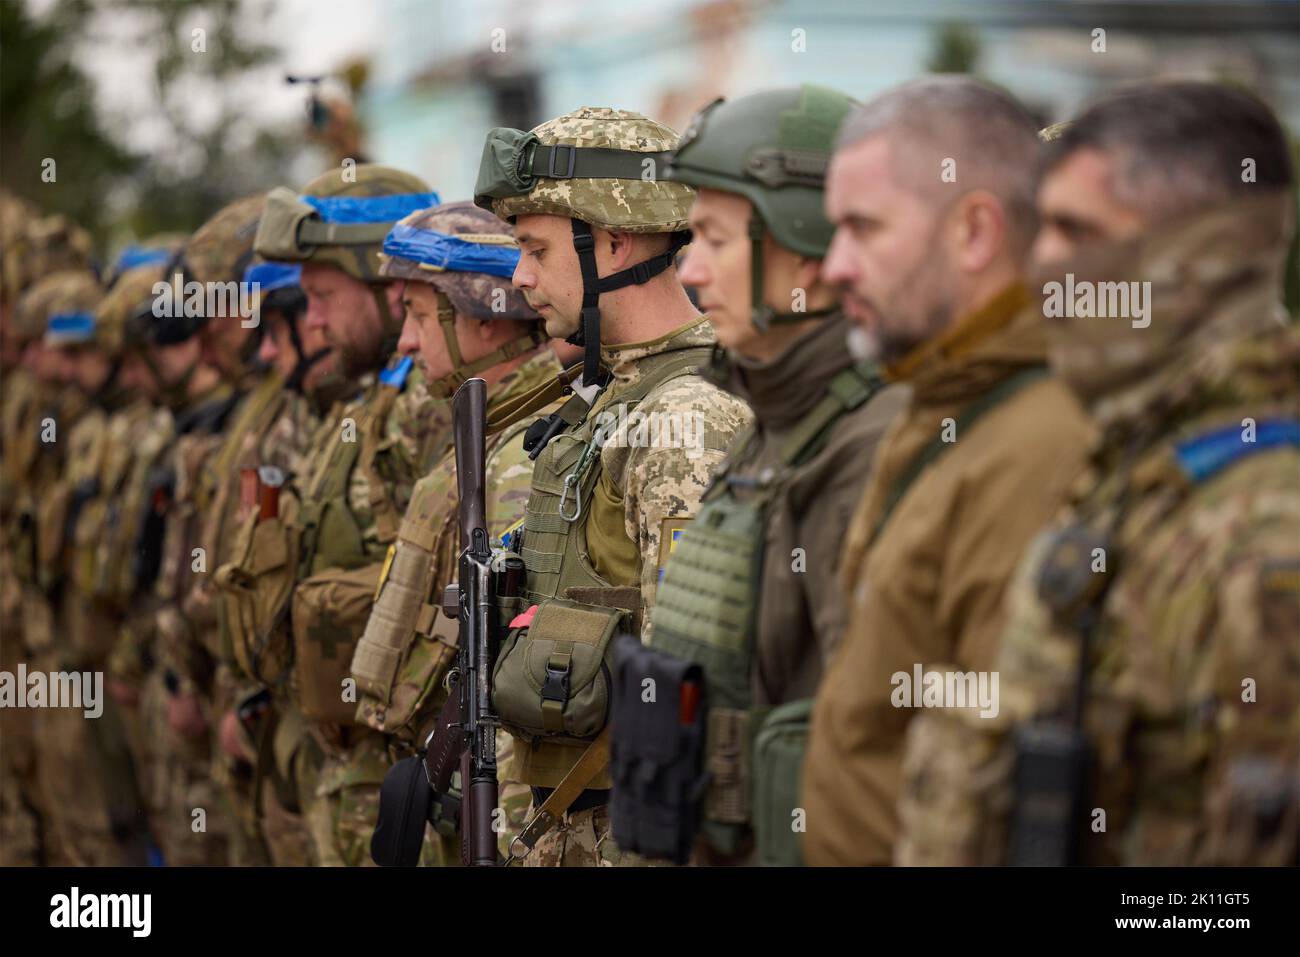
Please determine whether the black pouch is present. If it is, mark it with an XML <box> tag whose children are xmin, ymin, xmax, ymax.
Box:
<box><xmin>608</xmin><ymin>633</ymin><xmax>709</xmax><ymax>865</ymax></box>
<box><xmin>371</xmin><ymin>755</ymin><xmax>434</xmax><ymax>867</ymax></box>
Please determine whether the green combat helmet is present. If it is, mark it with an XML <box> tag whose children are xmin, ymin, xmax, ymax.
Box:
<box><xmin>379</xmin><ymin>199</ymin><xmax>542</xmax><ymax>398</ymax></box>
<box><xmin>474</xmin><ymin>106</ymin><xmax>695</xmax><ymax>382</ymax></box>
<box><xmin>664</xmin><ymin>84</ymin><xmax>857</xmax><ymax>330</ymax></box>
<box><xmin>256</xmin><ymin>164</ymin><xmax>437</xmax><ymax>340</ymax></box>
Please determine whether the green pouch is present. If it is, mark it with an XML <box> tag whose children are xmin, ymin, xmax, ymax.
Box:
<box><xmin>492</xmin><ymin>596</ymin><xmax>624</xmax><ymax>741</ymax></box>
<box><xmin>473</xmin><ymin>128</ymin><xmax>540</xmax><ymax>205</ymax></box>
<box><xmin>752</xmin><ymin>698</ymin><xmax>813</xmax><ymax>867</ymax></box>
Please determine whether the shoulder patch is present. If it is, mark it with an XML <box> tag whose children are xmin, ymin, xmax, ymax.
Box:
<box><xmin>658</xmin><ymin>517</ymin><xmax>692</xmax><ymax>584</ymax></box>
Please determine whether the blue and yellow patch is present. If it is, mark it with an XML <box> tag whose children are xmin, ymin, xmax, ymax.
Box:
<box><xmin>657</xmin><ymin>518</ymin><xmax>691</xmax><ymax>584</ymax></box>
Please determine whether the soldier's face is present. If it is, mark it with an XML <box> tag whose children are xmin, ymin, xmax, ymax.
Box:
<box><xmin>120</xmin><ymin>350</ymin><xmax>159</xmax><ymax>400</ymax></box>
<box><xmin>511</xmin><ymin>214</ymin><xmax>587</xmax><ymax>340</ymax></box>
<box><xmin>301</xmin><ymin>263</ymin><xmax>387</xmax><ymax>377</ymax></box>
<box><xmin>680</xmin><ymin>189</ymin><xmax>759</xmax><ymax>352</ymax></box>
<box><xmin>681</xmin><ymin>188</ymin><xmax>823</xmax><ymax>356</ymax></box>
<box><xmin>823</xmin><ymin>136</ymin><xmax>956</xmax><ymax>362</ymax></box>
<box><xmin>151</xmin><ymin>338</ymin><xmax>201</xmax><ymax>389</ymax></box>
<box><xmin>257</xmin><ymin>312</ymin><xmax>301</xmax><ymax>381</ymax></box>
<box><xmin>70</xmin><ymin>346</ymin><xmax>113</xmax><ymax>395</ymax></box>
<box><xmin>1033</xmin><ymin>148</ymin><xmax>1147</xmax><ymax>265</ymax></box>
<box><xmin>397</xmin><ymin>281</ymin><xmax>457</xmax><ymax>382</ymax></box>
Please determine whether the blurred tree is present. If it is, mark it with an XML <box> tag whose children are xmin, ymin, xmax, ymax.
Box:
<box><xmin>1</xmin><ymin>0</ymin><xmax>298</xmax><ymax>249</ymax></box>
<box><xmin>0</xmin><ymin>0</ymin><xmax>139</xmax><ymax>239</ymax></box>
<box><xmin>927</xmin><ymin>21</ymin><xmax>981</xmax><ymax>75</ymax></box>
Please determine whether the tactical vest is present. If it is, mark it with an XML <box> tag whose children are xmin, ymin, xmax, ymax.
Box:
<box><xmin>351</xmin><ymin>413</ymin><xmax>539</xmax><ymax>740</ymax></box>
<box><xmin>649</xmin><ymin>360</ymin><xmax>884</xmax><ymax>864</ymax></box>
<box><xmin>493</xmin><ymin>344</ymin><xmax>712</xmax><ymax>786</ymax></box>
<box><xmin>290</xmin><ymin>368</ymin><xmax>411</xmax><ymax>726</ymax></box>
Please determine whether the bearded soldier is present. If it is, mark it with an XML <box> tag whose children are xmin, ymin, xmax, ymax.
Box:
<box><xmin>617</xmin><ymin>85</ymin><xmax>909</xmax><ymax>865</ymax></box>
<box><xmin>241</xmin><ymin>164</ymin><xmax>447</xmax><ymax>866</ymax></box>
<box><xmin>1</xmin><ymin>262</ymin><xmax>100</xmax><ymax>864</ymax></box>
<box><xmin>896</xmin><ymin>81</ymin><xmax>1300</xmax><ymax>867</ymax></box>
<box><xmin>472</xmin><ymin>107</ymin><xmax>751</xmax><ymax>866</ymax></box>
<box><xmin>799</xmin><ymin>77</ymin><xmax>1098</xmax><ymax>866</ymax></box>
<box><xmin>354</xmin><ymin>200</ymin><xmax>559</xmax><ymax>865</ymax></box>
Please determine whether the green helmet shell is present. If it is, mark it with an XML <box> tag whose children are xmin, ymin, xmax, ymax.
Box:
<box><xmin>666</xmin><ymin>84</ymin><xmax>857</xmax><ymax>258</ymax></box>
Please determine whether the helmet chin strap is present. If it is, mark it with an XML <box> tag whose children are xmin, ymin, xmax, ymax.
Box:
<box><xmin>372</xmin><ymin>284</ymin><xmax>401</xmax><ymax>364</ymax></box>
<box><xmin>748</xmin><ymin>213</ymin><xmax>835</xmax><ymax>332</ymax></box>
<box><xmin>426</xmin><ymin>292</ymin><xmax>542</xmax><ymax>400</ymax></box>
<box><xmin>567</xmin><ymin>219</ymin><xmax>690</xmax><ymax>385</ymax></box>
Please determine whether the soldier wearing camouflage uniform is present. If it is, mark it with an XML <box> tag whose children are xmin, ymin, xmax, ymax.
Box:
<box><xmin>142</xmin><ymin>198</ymin><xmax>271</xmax><ymax>866</ymax></box>
<box><xmin>633</xmin><ymin>85</ymin><xmax>909</xmax><ymax>865</ymax></box>
<box><xmin>896</xmin><ymin>82</ymin><xmax>1300</xmax><ymax>867</ymax></box>
<box><xmin>208</xmin><ymin>260</ymin><xmax>339</xmax><ymax>867</ymax></box>
<box><xmin>0</xmin><ymin>203</ymin><xmax>96</xmax><ymax>863</ymax></box>
<box><xmin>34</xmin><ymin>257</ymin><xmax>181</xmax><ymax>867</ymax></box>
<box><xmin>473</xmin><ymin>106</ymin><xmax>751</xmax><ymax>866</ymax></box>
<box><xmin>244</xmin><ymin>165</ymin><xmax>447</xmax><ymax>866</ymax></box>
<box><xmin>352</xmin><ymin>200</ymin><xmax>558</xmax><ymax>864</ymax></box>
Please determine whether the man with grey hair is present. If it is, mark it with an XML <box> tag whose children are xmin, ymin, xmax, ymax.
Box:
<box><xmin>895</xmin><ymin>80</ymin><xmax>1299</xmax><ymax>867</ymax></box>
<box><xmin>799</xmin><ymin>76</ymin><xmax>1096</xmax><ymax>865</ymax></box>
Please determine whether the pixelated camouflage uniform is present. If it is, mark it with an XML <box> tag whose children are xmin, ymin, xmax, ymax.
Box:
<box><xmin>896</xmin><ymin>196</ymin><xmax>1300</xmax><ymax>867</ymax></box>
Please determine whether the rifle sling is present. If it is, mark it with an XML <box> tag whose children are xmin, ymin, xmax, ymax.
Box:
<box><xmin>508</xmin><ymin>727</ymin><xmax>611</xmax><ymax>861</ymax></box>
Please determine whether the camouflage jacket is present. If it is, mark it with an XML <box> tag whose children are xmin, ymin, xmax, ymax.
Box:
<box><xmin>352</xmin><ymin>347</ymin><xmax>562</xmax><ymax>741</ymax></box>
<box><xmin>295</xmin><ymin>366</ymin><xmax>451</xmax><ymax>574</ymax></box>
<box><xmin>896</xmin><ymin>196</ymin><xmax>1300</xmax><ymax>866</ymax></box>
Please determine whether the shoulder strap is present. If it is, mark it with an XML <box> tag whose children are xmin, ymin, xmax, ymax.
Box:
<box><xmin>872</xmin><ymin>365</ymin><xmax>1050</xmax><ymax>544</ymax></box>
<box><xmin>779</xmin><ymin>360</ymin><xmax>885</xmax><ymax>467</ymax></box>
<box><xmin>507</xmin><ymin>727</ymin><xmax>612</xmax><ymax>864</ymax></box>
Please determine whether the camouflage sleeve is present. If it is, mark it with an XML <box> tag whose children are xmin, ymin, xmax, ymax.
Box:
<box><xmin>614</xmin><ymin>378</ymin><xmax>751</xmax><ymax>638</ymax></box>
<box><xmin>485</xmin><ymin>426</ymin><xmax>537</xmax><ymax>542</ymax></box>
<box><xmin>385</xmin><ymin>378</ymin><xmax>453</xmax><ymax>492</ymax></box>
<box><xmin>895</xmin><ymin>530</ymin><xmax>1065</xmax><ymax>866</ymax></box>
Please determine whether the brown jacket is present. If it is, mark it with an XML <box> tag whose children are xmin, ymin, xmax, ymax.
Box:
<box><xmin>800</xmin><ymin>283</ymin><xmax>1097</xmax><ymax>865</ymax></box>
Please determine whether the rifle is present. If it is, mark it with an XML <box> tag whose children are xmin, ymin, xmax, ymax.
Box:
<box><xmin>432</xmin><ymin>377</ymin><xmax>504</xmax><ymax>865</ymax></box>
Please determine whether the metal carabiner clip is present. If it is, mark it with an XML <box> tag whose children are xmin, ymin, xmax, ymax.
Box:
<box><xmin>558</xmin><ymin>470</ymin><xmax>583</xmax><ymax>522</ymax></box>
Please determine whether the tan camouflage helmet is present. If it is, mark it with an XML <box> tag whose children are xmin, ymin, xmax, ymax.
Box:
<box><xmin>380</xmin><ymin>200</ymin><xmax>542</xmax><ymax>398</ymax></box>
<box><xmin>475</xmin><ymin>107</ymin><xmax>695</xmax><ymax>233</ymax></box>
<box><xmin>380</xmin><ymin>201</ymin><xmax>536</xmax><ymax>321</ymax></box>
<box><xmin>1</xmin><ymin>190</ymin><xmax>94</xmax><ymax>307</ymax></box>
<box><xmin>474</xmin><ymin>107</ymin><xmax>696</xmax><ymax>381</ymax></box>
<box><xmin>256</xmin><ymin>164</ymin><xmax>436</xmax><ymax>283</ymax></box>
<box><xmin>177</xmin><ymin>193</ymin><xmax>267</xmax><ymax>286</ymax></box>
<box><xmin>96</xmin><ymin>262</ymin><xmax>169</xmax><ymax>355</ymax></box>
<box><xmin>13</xmin><ymin>269</ymin><xmax>103</xmax><ymax>346</ymax></box>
